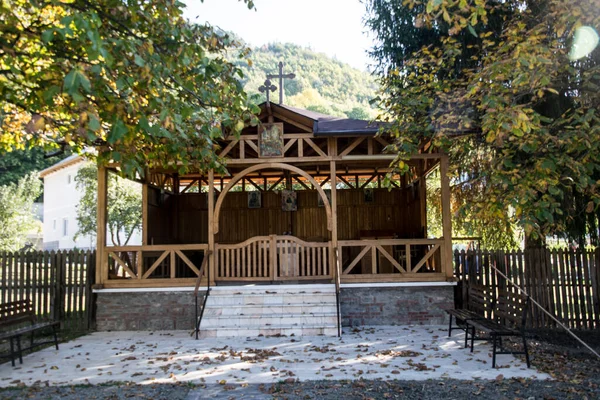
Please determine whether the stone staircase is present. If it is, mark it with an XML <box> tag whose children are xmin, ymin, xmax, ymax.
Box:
<box><xmin>198</xmin><ymin>284</ymin><xmax>338</xmax><ymax>338</ymax></box>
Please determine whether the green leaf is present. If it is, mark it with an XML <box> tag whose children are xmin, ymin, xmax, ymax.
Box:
<box><xmin>41</xmin><ymin>29</ymin><xmax>54</xmax><ymax>43</ymax></box>
<box><xmin>88</xmin><ymin>114</ymin><xmax>101</xmax><ymax>131</ymax></box>
<box><xmin>108</xmin><ymin>119</ymin><xmax>128</xmax><ymax>144</ymax></box>
<box><xmin>468</xmin><ymin>25</ymin><xmax>478</xmax><ymax>38</ymax></box>
<box><xmin>134</xmin><ymin>55</ymin><xmax>145</xmax><ymax>67</ymax></box>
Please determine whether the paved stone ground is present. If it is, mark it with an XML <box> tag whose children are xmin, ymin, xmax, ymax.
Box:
<box><xmin>0</xmin><ymin>325</ymin><xmax>545</xmax><ymax>388</ymax></box>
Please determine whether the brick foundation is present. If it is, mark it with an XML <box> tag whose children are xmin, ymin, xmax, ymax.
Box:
<box><xmin>96</xmin><ymin>291</ymin><xmax>205</xmax><ymax>331</ymax></box>
<box><xmin>95</xmin><ymin>285</ymin><xmax>454</xmax><ymax>331</ymax></box>
<box><xmin>340</xmin><ymin>285</ymin><xmax>453</xmax><ymax>326</ymax></box>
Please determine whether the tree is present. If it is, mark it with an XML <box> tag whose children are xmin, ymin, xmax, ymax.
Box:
<box><xmin>0</xmin><ymin>172</ymin><xmax>42</xmax><ymax>252</ymax></box>
<box><xmin>366</xmin><ymin>0</ymin><xmax>600</xmax><ymax>247</ymax></box>
<box><xmin>1</xmin><ymin>0</ymin><xmax>258</xmax><ymax>177</ymax></box>
<box><xmin>75</xmin><ymin>164</ymin><xmax>142</xmax><ymax>246</ymax></box>
<box><xmin>0</xmin><ymin>147</ymin><xmax>65</xmax><ymax>188</ymax></box>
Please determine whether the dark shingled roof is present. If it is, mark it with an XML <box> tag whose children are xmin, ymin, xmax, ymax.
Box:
<box><xmin>261</xmin><ymin>102</ymin><xmax>387</xmax><ymax>136</ymax></box>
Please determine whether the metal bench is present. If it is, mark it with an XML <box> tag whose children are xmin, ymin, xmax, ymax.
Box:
<box><xmin>0</xmin><ymin>299</ymin><xmax>60</xmax><ymax>366</ymax></box>
<box><xmin>446</xmin><ymin>284</ymin><xmax>491</xmax><ymax>337</ymax></box>
<box><xmin>465</xmin><ymin>290</ymin><xmax>531</xmax><ymax>368</ymax></box>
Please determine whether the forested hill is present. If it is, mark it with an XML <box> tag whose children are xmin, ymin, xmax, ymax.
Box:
<box><xmin>237</xmin><ymin>43</ymin><xmax>379</xmax><ymax>119</ymax></box>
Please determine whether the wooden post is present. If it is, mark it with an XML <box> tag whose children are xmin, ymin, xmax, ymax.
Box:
<box><xmin>95</xmin><ymin>165</ymin><xmax>108</xmax><ymax>285</ymax></box>
<box><xmin>419</xmin><ymin>160</ymin><xmax>428</xmax><ymax>236</ymax></box>
<box><xmin>142</xmin><ymin>183</ymin><xmax>148</xmax><ymax>245</ymax></box>
<box><xmin>330</xmin><ymin>160</ymin><xmax>339</xmax><ymax>284</ymax></box>
<box><xmin>208</xmin><ymin>170</ymin><xmax>216</xmax><ymax>285</ymax></box>
<box><xmin>440</xmin><ymin>155</ymin><xmax>453</xmax><ymax>279</ymax></box>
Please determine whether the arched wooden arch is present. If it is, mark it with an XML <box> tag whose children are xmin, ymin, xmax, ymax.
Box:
<box><xmin>213</xmin><ymin>163</ymin><xmax>333</xmax><ymax>234</ymax></box>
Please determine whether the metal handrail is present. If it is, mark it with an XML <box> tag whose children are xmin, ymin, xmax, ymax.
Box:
<box><xmin>334</xmin><ymin>246</ymin><xmax>342</xmax><ymax>337</ymax></box>
<box><xmin>194</xmin><ymin>250</ymin><xmax>212</xmax><ymax>340</ymax></box>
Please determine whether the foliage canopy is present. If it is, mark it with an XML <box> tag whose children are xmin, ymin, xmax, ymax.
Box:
<box><xmin>366</xmin><ymin>0</ymin><xmax>600</xmax><ymax>247</ymax></box>
<box><xmin>1</xmin><ymin>0</ymin><xmax>258</xmax><ymax>177</ymax></box>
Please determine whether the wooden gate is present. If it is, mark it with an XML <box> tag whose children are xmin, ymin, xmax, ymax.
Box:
<box><xmin>215</xmin><ymin>235</ymin><xmax>332</xmax><ymax>282</ymax></box>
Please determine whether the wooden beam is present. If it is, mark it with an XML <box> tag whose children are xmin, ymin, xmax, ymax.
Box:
<box><xmin>359</xmin><ymin>174</ymin><xmax>376</xmax><ymax>189</ymax></box>
<box><xmin>246</xmin><ymin>177</ymin><xmax>264</xmax><ymax>191</ymax></box>
<box><xmin>293</xmin><ymin>176</ymin><xmax>310</xmax><ymax>190</ymax></box>
<box><xmin>142</xmin><ymin>251</ymin><xmax>169</xmax><ymax>279</ymax></box>
<box><xmin>283</xmin><ymin>138</ymin><xmax>297</xmax><ymax>153</ymax></box>
<box><xmin>412</xmin><ymin>244</ymin><xmax>440</xmax><ymax>273</ymax></box>
<box><xmin>180</xmin><ymin>178</ymin><xmax>198</xmax><ymax>194</ymax></box>
<box><xmin>342</xmin><ymin>245</ymin><xmax>371</xmax><ymax>275</ymax></box>
<box><xmin>175</xmin><ymin>250</ymin><xmax>201</xmax><ymax>276</ymax></box>
<box><xmin>268</xmin><ymin>177</ymin><xmax>285</xmax><ymax>191</ymax></box>
<box><xmin>108</xmin><ymin>252</ymin><xmax>138</xmax><ymax>279</ymax></box>
<box><xmin>304</xmin><ymin>137</ymin><xmax>327</xmax><ymax>157</ymax></box>
<box><xmin>338</xmin><ymin>176</ymin><xmax>354</xmax><ymax>189</ymax></box>
<box><xmin>246</xmin><ymin>139</ymin><xmax>258</xmax><ymax>153</ymax></box>
<box><xmin>440</xmin><ymin>155</ymin><xmax>453</xmax><ymax>279</ymax></box>
<box><xmin>219</xmin><ymin>139</ymin><xmax>239</xmax><ymax>158</ymax></box>
<box><xmin>339</xmin><ymin>137</ymin><xmax>366</xmax><ymax>157</ymax></box>
<box><xmin>96</xmin><ymin>165</ymin><xmax>108</xmax><ymax>285</ymax></box>
<box><xmin>271</xmin><ymin>112</ymin><xmax>313</xmax><ymax>132</ymax></box>
<box><xmin>375</xmin><ymin>245</ymin><xmax>406</xmax><ymax>273</ymax></box>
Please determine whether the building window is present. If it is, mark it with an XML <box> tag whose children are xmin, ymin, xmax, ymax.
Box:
<box><xmin>67</xmin><ymin>174</ymin><xmax>72</xmax><ymax>184</ymax></box>
<box><xmin>53</xmin><ymin>219</ymin><xmax>57</xmax><ymax>230</ymax></box>
<box><xmin>62</xmin><ymin>218</ymin><xmax>68</xmax><ymax>237</ymax></box>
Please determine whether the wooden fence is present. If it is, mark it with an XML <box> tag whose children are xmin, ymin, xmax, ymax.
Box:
<box><xmin>0</xmin><ymin>250</ymin><xmax>96</xmax><ymax>333</ymax></box>
<box><xmin>454</xmin><ymin>248</ymin><xmax>600</xmax><ymax>329</ymax></box>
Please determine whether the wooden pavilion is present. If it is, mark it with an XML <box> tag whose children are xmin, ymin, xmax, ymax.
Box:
<box><xmin>93</xmin><ymin>101</ymin><xmax>455</xmax><ymax>332</ymax></box>
<box><xmin>94</xmin><ymin>101</ymin><xmax>453</xmax><ymax>288</ymax></box>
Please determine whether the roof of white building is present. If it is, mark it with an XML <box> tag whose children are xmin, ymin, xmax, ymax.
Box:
<box><xmin>39</xmin><ymin>155</ymin><xmax>85</xmax><ymax>178</ymax></box>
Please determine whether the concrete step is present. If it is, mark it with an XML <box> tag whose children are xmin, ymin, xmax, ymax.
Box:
<box><xmin>198</xmin><ymin>326</ymin><xmax>338</xmax><ymax>338</ymax></box>
<box><xmin>203</xmin><ymin>304</ymin><xmax>337</xmax><ymax>316</ymax></box>
<box><xmin>198</xmin><ymin>284</ymin><xmax>338</xmax><ymax>337</ymax></box>
<box><xmin>200</xmin><ymin>314</ymin><xmax>338</xmax><ymax>328</ymax></box>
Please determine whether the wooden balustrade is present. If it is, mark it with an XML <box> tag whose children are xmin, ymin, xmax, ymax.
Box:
<box><xmin>104</xmin><ymin>244</ymin><xmax>209</xmax><ymax>286</ymax></box>
<box><xmin>216</xmin><ymin>235</ymin><xmax>332</xmax><ymax>281</ymax></box>
<box><xmin>338</xmin><ymin>239</ymin><xmax>446</xmax><ymax>282</ymax></box>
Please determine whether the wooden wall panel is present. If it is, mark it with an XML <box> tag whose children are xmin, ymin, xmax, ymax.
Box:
<box><xmin>148</xmin><ymin>185</ymin><xmax>425</xmax><ymax>245</ymax></box>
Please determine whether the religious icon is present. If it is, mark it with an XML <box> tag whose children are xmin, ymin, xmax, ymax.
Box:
<box><xmin>317</xmin><ymin>189</ymin><xmax>331</xmax><ymax>207</ymax></box>
<box><xmin>281</xmin><ymin>190</ymin><xmax>297</xmax><ymax>211</ymax></box>
<box><xmin>364</xmin><ymin>188</ymin><xmax>374</xmax><ymax>203</ymax></box>
<box><xmin>247</xmin><ymin>191</ymin><xmax>261</xmax><ymax>209</ymax></box>
<box><xmin>258</xmin><ymin>123</ymin><xmax>284</xmax><ymax>157</ymax></box>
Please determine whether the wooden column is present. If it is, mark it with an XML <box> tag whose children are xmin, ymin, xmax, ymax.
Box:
<box><xmin>329</xmin><ymin>137</ymin><xmax>339</xmax><ymax>284</ymax></box>
<box><xmin>419</xmin><ymin>160</ymin><xmax>428</xmax><ymax>236</ymax></box>
<box><xmin>440</xmin><ymin>155</ymin><xmax>453</xmax><ymax>279</ymax></box>
<box><xmin>95</xmin><ymin>165</ymin><xmax>108</xmax><ymax>285</ymax></box>
<box><xmin>208</xmin><ymin>169</ymin><xmax>216</xmax><ymax>285</ymax></box>
<box><xmin>141</xmin><ymin>183</ymin><xmax>148</xmax><ymax>245</ymax></box>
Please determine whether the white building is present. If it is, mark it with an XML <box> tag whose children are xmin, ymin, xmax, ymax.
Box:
<box><xmin>40</xmin><ymin>155</ymin><xmax>141</xmax><ymax>250</ymax></box>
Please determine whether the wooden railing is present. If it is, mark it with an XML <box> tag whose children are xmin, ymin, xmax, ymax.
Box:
<box><xmin>339</xmin><ymin>239</ymin><xmax>446</xmax><ymax>282</ymax></box>
<box><xmin>216</xmin><ymin>235</ymin><xmax>332</xmax><ymax>281</ymax></box>
<box><xmin>105</xmin><ymin>244</ymin><xmax>208</xmax><ymax>284</ymax></box>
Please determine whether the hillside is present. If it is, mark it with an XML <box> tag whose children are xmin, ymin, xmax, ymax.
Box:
<box><xmin>237</xmin><ymin>43</ymin><xmax>379</xmax><ymax>119</ymax></box>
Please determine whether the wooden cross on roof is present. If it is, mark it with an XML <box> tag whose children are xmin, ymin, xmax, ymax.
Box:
<box><xmin>267</xmin><ymin>62</ymin><xmax>295</xmax><ymax>105</ymax></box>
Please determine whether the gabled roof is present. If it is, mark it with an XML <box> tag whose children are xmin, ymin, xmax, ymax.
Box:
<box><xmin>258</xmin><ymin>102</ymin><xmax>386</xmax><ymax>136</ymax></box>
<box><xmin>39</xmin><ymin>155</ymin><xmax>85</xmax><ymax>178</ymax></box>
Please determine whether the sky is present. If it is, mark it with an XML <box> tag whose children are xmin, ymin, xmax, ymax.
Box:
<box><xmin>182</xmin><ymin>0</ymin><xmax>375</xmax><ymax>71</ymax></box>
